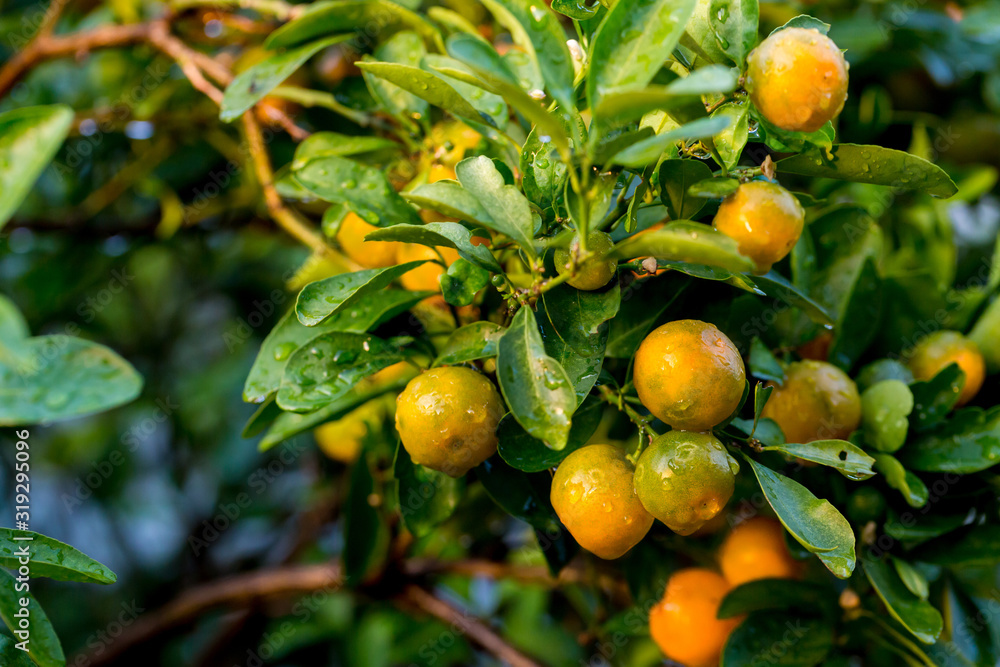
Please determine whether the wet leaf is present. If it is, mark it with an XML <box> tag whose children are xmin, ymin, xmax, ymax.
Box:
<box><xmin>393</xmin><ymin>443</ymin><xmax>465</xmax><ymax>537</ymax></box>
<box><xmin>265</xmin><ymin>0</ymin><xmax>443</xmax><ymax>50</ymax></box>
<box><xmin>457</xmin><ymin>156</ymin><xmax>538</xmax><ymax>258</ymax></box>
<box><xmin>760</xmin><ymin>440</ymin><xmax>875</xmax><ymax>480</ymax></box>
<box><xmin>861</xmin><ymin>380</ymin><xmax>914</xmax><ymax>453</ymax></box>
<box><xmin>709</xmin><ymin>0</ymin><xmax>759</xmax><ymax>65</ymax></box>
<box><xmin>900</xmin><ymin>406</ymin><xmax>1000</xmax><ymax>474</ymax></box>
<box><xmin>607</xmin><ymin>221</ymin><xmax>754</xmax><ymax>273</ymax></box>
<box><xmin>294</xmin><ymin>156</ymin><xmax>423</xmax><ymax>226</ymax></box>
<box><xmin>295</xmin><ymin>262</ymin><xmax>428</xmax><ymax>326</ymax></box>
<box><xmin>0</xmin><ymin>529</ymin><xmax>116</xmax><ymax>584</ymax></box>
<box><xmin>440</xmin><ymin>258</ymin><xmax>490</xmax><ymax>306</ymax></box>
<box><xmin>434</xmin><ymin>322</ymin><xmax>505</xmax><ymax>366</ymax></box>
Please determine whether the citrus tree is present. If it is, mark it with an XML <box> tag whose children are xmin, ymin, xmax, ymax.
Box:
<box><xmin>2</xmin><ymin>0</ymin><xmax>1000</xmax><ymax>665</ymax></box>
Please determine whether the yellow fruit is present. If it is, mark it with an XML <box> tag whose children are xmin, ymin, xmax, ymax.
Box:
<box><xmin>314</xmin><ymin>418</ymin><xmax>365</xmax><ymax>463</ymax></box>
<box><xmin>649</xmin><ymin>568</ymin><xmax>740</xmax><ymax>667</ymax></box>
<box><xmin>712</xmin><ymin>181</ymin><xmax>805</xmax><ymax>274</ymax></box>
<box><xmin>719</xmin><ymin>517</ymin><xmax>801</xmax><ymax>587</ymax></box>
<box><xmin>633</xmin><ymin>431</ymin><xmax>739</xmax><ymax>535</ymax></box>
<box><xmin>550</xmin><ymin>444</ymin><xmax>654</xmax><ymax>559</ymax></box>
<box><xmin>761</xmin><ymin>360</ymin><xmax>862</xmax><ymax>443</ymax></box>
<box><xmin>395</xmin><ymin>367</ymin><xmax>504</xmax><ymax>477</ymax></box>
<box><xmin>906</xmin><ymin>330</ymin><xmax>985</xmax><ymax>407</ymax></box>
<box><xmin>337</xmin><ymin>212</ymin><xmax>401</xmax><ymax>268</ymax></box>
<box><xmin>397</xmin><ymin>244</ymin><xmax>461</xmax><ymax>293</ymax></box>
<box><xmin>633</xmin><ymin>320</ymin><xmax>746</xmax><ymax>431</ymax></box>
<box><xmin>553</xmin><ymin>231</ymin><xmax>618</xmax><ymax>291</ymax></box>
<box><xmin>746</xmin><ymin>27</ymin><xmax>849</xmax><ymax>132</ymax></box>
<box><xmin>428</xmin><ymin>163</ymin><xmax>457</xmax><ymax>184</ymax></box>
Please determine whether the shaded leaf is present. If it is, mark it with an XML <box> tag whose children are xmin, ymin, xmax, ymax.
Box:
<box><xmin>900</xmin><ymin>406</ymin><xmax>1000</xmax><ymax>474</ymax></box>
<box><xmin>908</xmin><ymin>363</ymin><xmax>964</xmax><ymax>432</ymax></box>
<box><xmin>394</xmin><ymin>443</ymin><xmax>465</xmax><ymax>537</ymax></box>
<box><xmin>863</xmin><ymin>554</ymin><xmax>943</xmax><ymax>644</ymax></box>
<box><xmin>0</xmin><ymin>529</ymin><xmax>116</xmax><ymax>584</ymax></box>
<box><xmin>497</xmin><ymin>394</ymin><xmax>605</xmax><ymax>472</ymax></box>
<box><xmin>722</xmin><ymin>611</ymin><xmax>834</xmax><ymax>667</ymax></box>
<box><xmin>344</xmin><ymin>453</ymin><xmax>390</xmax><ymax>585</ymax></box>
<box><xmin>718</xmin><ymin>579</ymin><xmax>833</xmax><ymax>619</ymax></box>
<box><xmin>749</xmin><ymin>337</ymin><xmax>785</xmax><ymax>383</ymax></box>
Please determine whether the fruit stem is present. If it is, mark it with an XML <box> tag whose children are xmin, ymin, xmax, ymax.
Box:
<box><xmin>597</xmin><ymin>385</ymin><xmax>659</xmax><ymax>459</ymax></box>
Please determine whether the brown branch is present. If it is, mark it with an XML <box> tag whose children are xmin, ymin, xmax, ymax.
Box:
<box><xmin>396</xmin><ymin>585</ymin><xmax>544</xmax><ymax>667</ymax></box>
<box><xmin>147</xmin><ymin>22</ymin><xmax>225</xmax><ymax>104</ymax></box>
<box><xmin>85</xmin><ymin>563</ymin><xmax>344</xmax><ymax>666</ymax></box>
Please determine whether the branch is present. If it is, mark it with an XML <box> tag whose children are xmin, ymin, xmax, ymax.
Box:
<box><xmin>396</xmin><ymin>585</ymin><xmax>544</xmax><ymax>667</ymax></box>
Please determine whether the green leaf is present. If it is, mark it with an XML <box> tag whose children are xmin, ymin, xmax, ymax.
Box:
<box><xmin>244</xmin><ymin>291</ymin><xmax>428</xmax><ymax>403</ymax></box>
<box><xmin>750</xmin><ymin>271</ymin><xmax>836</xmax><ymax>326</ymax></box>
<box><xmin>434</xmin><ymin>322</ymin><xmax>504</xmax><ymax>366</ymax></box>
<box><xmin>872</xmin><ymin>453</ymin><xmax>929</xmax><ymax>508</ymax></box>
<box><xmin>356</xmin><ymin>61</ymin><xmax>488</xmax><ymax>126</ymax></box>
<box><xmin>0</xmin><ymin>337</ymin><xmax>142</xmax><ymax>426</ymax></box>
<box><xmin>294</xmin><ymin>156</ymin><xmax>423</xmax><ymax>226</ymax></box>
<box><xmin>712</xmin><ymin>102</ymin><xmax>749</xmax><ymax>170</ymax></box>
<box><xmin>659</xmin><ymin>159</ymin><xmax>712</xmax><ymax>219</ymax></box>
<box><xmin>440</xmin><ymin>258</ymin><xmax>489</xmax><ymax>306</ymax></box>
<box><xmin>538</xmin><ymin>282</ymin><xmax>621</xmax><ymax>403</ymax></box>
<box><xmin>292</xmin><ymin>132</ymin><xmax>400</xmax><ymax>168</ymax></box>
<box><xmin>551</xmin><ymin>0</ymin><xmax>601</xmax><ymax>19</ymax></box>
<box><xmin>403</xmin><ymin>181</ymin><xmax>497</xmax><ymax>227</ymax></box>
<box><xmin>862</xmin><ymin>554</ymin><xmax>943</xmax><ymax>644</ymax></box>
<box><xmin>0</xmin><ymin>105</ymin><xmax>73</xmax><ymax>231</ymax></box>
<box><xmin>0</xmin><ymin>295</ymin><xmax>30</xmax><ymax>364</ymax></box>
<box><xmin>861</xmin><ymin>380</ymin><xmax>914</xmax><ymax>453</ymax></box>
<box><xmin>908</xmin><ymin>363</ymin><xmax>964</xmax><ymax>432</ymax></box>
<box><xmin>689</xmin><ymin>177</ymin><xmax>741</xmax><ymax>198</ymax></box>
<box><xmin>743</xmin><ymin>455</ymin><xmax>856</xmax><ymax>578</ymax></box>
<box><xmin>912</xmin><ymin>526</ymin><xmax>1000</xmax><ymax>566</ymax></box>
<box><xmin>827</xmin><ymin>258</ymin><xmax>882</xmax><ymax>372</ymax></box>
<box><xmin>0</xmin><ymin>635</ymin><xmax>34</xmax><ymax>667</ymax></box>
<box><xmin>522</xmin><ymin>124</ymin><xmax>569</xmax><ymax>215</ymax></box>
<box><xmin>476</xmin><ymin>456</ymin><xmax>579</xmax><ymax>573</ymax></box>
<box><xmin>265</xmin><ymin>0</ymin><xmax>443</xmax><ymax>51</ymax></box>
<box><xmin>0</xmin><ymin>569</ymin><xmax>64</xmax><ymax>667</ymax></box>
<box><xmin>480</xmin><ymin>0</ymin><xmax>575</xmax><ymax>110</ymax></box>
<box><xmin>456</xmin><ymin>156</ymin><xmax>538</xmax><ymax>258</ymax></box>
<box><xmin>588</xmin><ymin>0</ymin><xmax>698</xmax><ymax>115</ymax></box>
<box><xmin>710</xmin><ymin>0</ymin><xmax>759</xmax><ymax>65</ymax></box>
<box><xmin>593</xmin><ymin>66</ymin><xmax>739</xmax><ymax>122</ymax></box>
<box><xmin>753</xmin><ymin>382</ymin><xmax>773</xmax><ymax>427</ymax></box>
<box><xmin>344</xmin><ymin>453</ymin><xmax>390</xmax><ymax>586</ymax></box>
<box><xmin>776</xmin><ymin>144</ymin><xmax>958</xmax><ymax>198</ymax></box>
<box><xmin>365</xmin><ymin>222</ymin><xmax>501</xmax><ymax>272</ymax></box>
<box><xmin>770</xmin><ymin>14</ymin><xmax>830</xmax><ymax>35</ymax></box>
<box><xmin>497</xmin><ymin>394</ymin><xmax>604</xmax><ymax>472</ymax></box>
<box><xmin>749</xmin><ymin>337</ymin><xmax>785</xmax><ymax>383</ymax></box>
<box><xmin>609</xmin><ymin>117</ymin><xmax>731</xmax><ymax>168</ymax></box>
<box><xmin>295</xmin><ymin>262</ymin><xmax>428</xmax><ymax>326</ymax></box>
<box><xmin>277</xmin><ymin>333</ymin><xmax>405</xmax><ymax>411</ymax></box>
<box><xmin>722</xmin><ymin>612</ymin><xmax>834</xmax><ymax>667</ymax></box>
<box><xmin>605</xmin><ymin>273</ymin><xmax>690</xmax><ymax>358</ymax></box>
<box><xmin>607</xmin><ymin>221</ymin><xmax>754</xmax><ymax>273</ymax></box>
<box><xmin>717</xmin><ymin>579</ymin><xmax>832</xmax><ymax>619</ymax></box>
<box><xmin>760</xmin><ymin>440</ymin><xmax>875</xmax><ymax>481</ymax></box>
<box><xmin>893</xmin><ymin>557</ymin><xmax>929</xmax><ymax>599</ymax></box>
<box><xmin>900</xmin><ymin>406</ymin><xmax>1000</xmax><ymax>474</ymax></box>
<box><xmin>0</xmin><ymin>529</ymin><xmax>116</xmax><ymax>584</ymax></box>
<box><xmin>258</xmin><ymin>368</ymin><xmax>417</xmax><ymax>451</ymax></box>
<box><xmin>857</xmin><ymin>359</ymin><xmax>914</xmax><ymax>393</ymax></box>
<box><xmin>422</xmin><ymin>55</ymin><xmax>509</xmax><ymax>129</ymax></box>
<box><xmin>496</xmin><ymin>307</ymin><xmax>576</xmax><ymax>449</ymax></box>
<box><xmin>362</xmin><ymin>33</ymin><xmax>429</xmax><ymax>126</ymax></box>
<box><xmin>393</xmin><ymin>442</ymin><xmax>465</xmax><ymax>537</ymax></box>
<box><xmin>220</xmin><ymin>36</ymin><xmax>348</xmax><ymax>121</ymax></box>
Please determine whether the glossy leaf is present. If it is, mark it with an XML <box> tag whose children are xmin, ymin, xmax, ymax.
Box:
<box><xmin>710</xmin><ymin>0</ymin><xmax>759</xmax><ymax>65</ymax></box>
<box><xmin>497</xmin><ymin>394</ymin><xmax>605</xmax><ymax>472</ymax></box>
<box><xmin>295</xmin><ymin>262</ymin><xmax>428</xmax><ymax>326</ymax></box>
<box><xmin>587</xmin><ymin>0</ymin><xmax>698</xmax><ymax>114</ymax></box>
<box><xmin>0</xmin><ymin>636</ymin><xmax>34</xmax><ymax>667</ymax></box>
<box><xmin>496</xmin><ymin>307</ymin><xmax>576</xmax><ymax>450</ymax></box>
<box><xmin>862</xmin><ymin>554</ymin><xmax>943</xmax><ymax>644</ymax></box>
<box><xmin>609</xmin><ymin>117</ymin><xmax>731</xmax><ymax>168</ymax></box>
<box><xmin>394</xmin><ymin>443</ymin><xmax>465</xmax><ymax>537</ymax></box>
<box><xmin>0</xmin><ymin>336</ymin><xmax>142</xmax><ymax>426</ymax></box>
<box><xmin>659</xmin><ymin>159</ymin><xmax>712</xmax><ymax>220</ymax></box>
<box><xmin>440</xmin><ymin>258</ymin><xmax>489</xmax><ymax>306</ymax></box>
<box><xmin>607</xmin><ymin>222</ymin><xmax>755</xmax><ymax>273</ymax></box>
<box><xmin>872</xmin><ymin>453</ymin><xmax>929</xmax><ymax>508</ymax></box>
<box><xmin>900</xmin><ymin>406</ymin><xmax>1000</xmax><ymax>474</ymax></box>
<box><xmin>422</xmin><ymin>54</ymin><xmax>509</xmax><ymax>128</ymax></box>
<box><xmin>292</xmin><ymin>132</ymin><xmax>400</xmax><ymax>168</ymax></box>
<box><xmin>434</xmin><ymin>322</ymin><xmax>504</xmax><ymax>366</ymax></box>
<box><xmin>403</xmin><ymin>181</ymin><xmax>497</xmax><ymax>227</ymax></box>
<box><xmin>908</xmin><ymin>363</ymin><xmax>964</xmax><ymax>432</ymax></box>
<box><xmin>522</xmin><ymin>124</ymin><xmax>569</xmax><ymax>215</ymax></box>
<box><xmin>749</xmin><ymin>337</ymin><xmax>785</xmax><ymax>383</ymax></box>
<box><xmin>861</xmin><ymin>380</ymin><xmax>913</xmax><ymax>453</ymax></box>
<box><xmin>221</xmin><ymin>36</ymin><xmax>348</xmax><ymax>121</ymax></box>
<box><xmin>538</xmin><ymin>282</ymin><xmax>621</xmax><ymax>403</ymax></box>
<box><xmin>743</xmin><ymin>455</ymin><xmax>856</xmax><ymax>578</ymax></box>
<box><xmin>721</xmin><ymin>611</ymin><xmax>834</xmax><ymax>667</ymax></box>
<box><xmin>244</xmin><ymin>291</ymin><xmax>428</xmax><ymax>402</ymax></box>
<box><xmin>265</xmin><ymin>0</ymin><xmax>443</xmax><ymax>50</ymax></box>
<box><xmin>760</xmin><ymin>440</ymin><xmax>875</xmax><ymax>480</ymax></box>
<box><xmin>0</xmin><ymin>569</ymin><xmax>64</xmax><ymax>667</ymax></box>
<box><xmin>606</xmin><ymin>273</ymin><xmax>690</xmax><ymax>358</ymax></box>
<box><xmin>750</xmin><ymin>271</ymin><xmax>836</xmax><ymax>326</ymax></box>
<box><xmin>294</xmin><ymin>156</ymin><xmax>423</xmax><ymax>226</ymax></box>
<box><xmin>363</xmin><ymin>33</ymin><xmax>429</xmax><ymax>126</ymax></box>
<box><xmin>365</xmin><ymin>221</ymin><xmax>500</xmax><ymax>272</ymax></box>
<box><xmin>770</xmin><ymin>14</ymin><xmax>830</xmax><ymax>35</ymax></box>
<box><xmin>456</xmin><ymin>156</ymin><xmax>538</xmax><ymax>258</ymax></box>
<box><xmin>593</xmin><ymin>66</ymin><xmax>739</xmax><ymax>122</ymax></box>
<box><xmin>277</xmin><ymin>333</ymin><xmax>405</xmax><ymax>411</ymax></box>
<box><xmin>0</xmin><ymin>529</ymin><xmax>116</xmax><ymax>584</ymax></box>
<box><xmin>0</xmin><ymin>105</ymin><xmax>74</xmax><ymax>231</ymax></box>
<box><xmin>356</xmin><ymin>61</ymin><xmax>487</xmax><ymax>126</ymax></box>
<box><xmin>777</xmin><ymin>144</ymin><xmax>958</xmax><ymax>198</ymax></box>
<box><xmin>717</xmin><ymin>579</ymin><xmax>832</xmax><ymax>619</ymax></box>
<box><xmin>712</xmin><ymin>102</ymin><xmax>749</xmax><ymax>170</ymax></box>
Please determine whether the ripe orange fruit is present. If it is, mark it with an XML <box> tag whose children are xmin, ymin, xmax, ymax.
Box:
<box><xmin>427</xmin><ymin>163</ymin><xmax>456</xmax><ymax>184</ymax></box>
<box><xmin>712</xmin><ymin>181</ymin><xmax>805</xmax><ymax>274</ymax></box>
<box><xmin>337</xmin><ymin>212</ymin><xmax>401</xmax><ymax>268</ymax></box>
<box><xmin>633</xmin><ymin>320</ymin><xmax>746</xmax><ymax>431</ymax></box>
<box><xmin>550</xmin><ymin>444</ymin><xmax>654</xmax><ymax>559</ymax></box>
<box><xmin>719</xmin><ymin>517</ymin><xmax>801</xmax><ymax>587</ymax></box>
<box><xmin>398</xmin><ymin>244</ymin><xmax>461</xmax><ymax>292</ymax></box>
<box><xmin>649</xmin><ymin>568</ymin><xmax>740</xmax><ymax>667</ymax></box>
<box><xmin>395</xmin><ymin>367</ymin><xmax>504</xmax><ymax>477</ymax></box>
<box><xmin>553</xmin><ymin>231</ymin><xmax>618</xmax><ymax>291</ymax></box>
<box><xmin>906</xmin><ymin>330</ymin><xmax>985</xmax><ymax>407</ymax></box>
<box><xmin>633</xmin><ymin>431</ymin><xmax>739</xmax><ymax>535</ymax></box>
<box><xmin>746</xmin><ymin>27</ymin><xmax>849</xmax><ymax>132</ymax></box>
<box><xmin>761</xmin><ymin>360</ymin><xmax>862</xmax><ymax>443</ymax></box>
